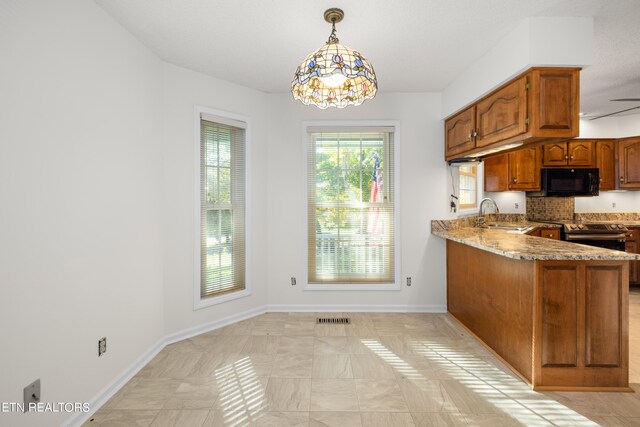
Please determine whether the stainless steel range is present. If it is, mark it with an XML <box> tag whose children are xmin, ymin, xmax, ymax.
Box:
<box><xmin>563</xmin><ymin>223</ymin><xmax>628</xmax><ymax>251</ymax></box>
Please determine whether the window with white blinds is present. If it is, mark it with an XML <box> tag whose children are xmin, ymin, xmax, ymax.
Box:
<box><xmin>307</xmin><ymin>129</ymin><xmax>396</xmax><ymax>285</ymax></box>
<box><xmin>458</xmin><ymin>165</ymin><xmax>478</xmax><ymax>210</ymax></box>
<box><xmin>199</xmin><ymin>115</ymin><xmax>246</xmax><ymax>300</ymax></box>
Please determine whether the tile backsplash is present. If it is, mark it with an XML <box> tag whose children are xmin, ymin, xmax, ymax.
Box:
<box><xmin>526</xmin><ymin>197</ymin><xmax>575</xmax><ymax>222</ymax></box>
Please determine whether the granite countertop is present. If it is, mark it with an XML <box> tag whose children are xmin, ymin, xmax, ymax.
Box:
<box><xmin>432</xmin><ymin>225</ymin><xmax>640</xmax><ymax>261</ymax></box>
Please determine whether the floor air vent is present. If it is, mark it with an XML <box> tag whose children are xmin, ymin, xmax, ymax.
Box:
<box><xmin>316</xmin><ymin>317</ymin><xmax>351</xmax><ymax>325</ymax></box>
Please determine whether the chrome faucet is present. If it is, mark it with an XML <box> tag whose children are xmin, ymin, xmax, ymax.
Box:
<box><xmin>477</xmin><ymin>198</ymin><xmax>500</xmax><ymax>227</ymax></box>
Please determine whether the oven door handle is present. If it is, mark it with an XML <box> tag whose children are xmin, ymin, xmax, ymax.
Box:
<box><xmin>565</xmin><ymin>233</ymin><xmax>627</xmax><ymax>241</ymax></box>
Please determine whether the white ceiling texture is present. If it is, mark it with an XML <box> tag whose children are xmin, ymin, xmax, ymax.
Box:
<box><xmin>95</xmin><ymin>0</ymin><xmax>640</xmax><ymax>120</ymax></box>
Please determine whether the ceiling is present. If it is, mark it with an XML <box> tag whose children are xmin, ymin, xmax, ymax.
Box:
<box><xmin>95</xmin><ymin>0</ymin><xmax>640</xmax><ymax>119</ymax></box>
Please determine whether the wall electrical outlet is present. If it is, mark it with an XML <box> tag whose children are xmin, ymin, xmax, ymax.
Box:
<box><xmin>98</xmin><ymin>337</ymin><xmax>107</xmax><ymax>357</ymax></box>
<box><xmin>515</xmin><ymin>203</ymin><xmax>519</xmax><ymax>209</ymax></box>
<box><xmin>290</xmin><ymin>277</ymin><xmax>296</xmax><ymax>286</ymax></box>
<box><xmin>406</xmin><ymin>277</ymin><xmax>412</xmax><ymax>286</ymax></box>
<box><xmin>612</xmin><ymin>202</ymin><xmax>616</xmax><ymax>208</ymax></box>
<box><xmin>23</xmin><ymin>379</ymin><xmax>40</xmax><ymax>412</ymax></box>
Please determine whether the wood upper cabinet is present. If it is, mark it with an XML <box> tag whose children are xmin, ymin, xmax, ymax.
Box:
<box><xmin>530</xmin><ymin>69</ymin><xmax>580</xmax><ymax>138</ymax></box>
<box><xmin>595</xmin><ymin>139</ymin><xmax>616</xmax><ymax>191</ymax></box>
<box><xmin>617</xmin><ymin>137</ymin><xmax>640</xmax><ymax>189</ymax></box>
<box><xmin>445</xmin><ymin>106</ymin><xmax>476</xmax><ymax>157</ymax></box>
<box><xmin>542</xmin><ymin>140</ymin><xmax>594</xmax><ymax>167</ymax></box>
<box><xmin>444</xmin><ymin>67</ymin><xmax>580</xmax><ymax>161</ymax></box>
<box><xmin>483</xmin><ymin>153</ymin><xmax>509</xmax><ymax>192</ymax></box>
<box><xmin>510</xmin><ymin>146</ymin><xmax>541</xmax><ymax>190</ymax></box>
<box><xmin>484</xmin><ymin>146</ymin><xmax>541</xmax><ymax>192</ymax></box>
<box><xmin>475</xmin><ymin>77</ymin><xmax>527</xmax><ymax>148</ymax></box>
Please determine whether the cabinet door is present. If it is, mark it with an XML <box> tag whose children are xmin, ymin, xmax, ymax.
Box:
<box><xmin>483</xmin><ymin>153</ymin><xmax>509</xmax><ymax>192</ymax></box>
<box><xmin>618</xmin><ymin>137</ymin><xmax>640</xmax><ymax>189</ymax></box>
<box><xmin>530</xmin><ymin>68</ymin><xmax>580</xmax><ymax>138</ymax></box>
<box><xmin>543</xmin><ymin>142</ymin><xmax>569</xmax><ymax>167</ymax></box>
<box><xmin>539</xmin><ymin>228</ymin><xmax>560</xmax><ymax>240</ymax></box>
<box><xmin>475</xmin><ymin>77</ymin><xmax>527</xmax><ymax>148</ymax></box>
<box><xmin>595</xmin><ymin>140</ymin><xmax>616</xmax><ymax>191</ymax></box>
<box><xmin>567</xmin><ymin>140</ymin><xmax>594</xmax><ymax>166</ymax></box>
<box><xmin>445</xmin><ymin>106</ymin><xmax>476</xmax><ymax>159</ymax></box>
<box><xmin>509</xmin><ymin>147</ymin><xmax>541</xmax><ymax>190</ymax></box>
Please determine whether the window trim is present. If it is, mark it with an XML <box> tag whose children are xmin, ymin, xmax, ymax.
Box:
<box><xmin>301</xmin><ymin>121</ymin><xmax>401</xmax><ymax>291</ymax></box>
<box><xmin>194</xmin><ymin>105</ymin><xmax>252</xmax><ymax>310</ymax></box>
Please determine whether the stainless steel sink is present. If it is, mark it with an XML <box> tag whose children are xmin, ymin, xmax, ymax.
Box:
<box><xmin>481</xmin><ymin>223</ymin><xmax>532</xmax><ymax>232</ymax></box>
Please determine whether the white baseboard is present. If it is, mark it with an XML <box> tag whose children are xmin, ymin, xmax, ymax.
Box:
<box><xmin>63</xmin><ymin>305</ymin><xmax>267</xmax><ymax>427</ymax></box>
<box><xmin>62</xmin><ymin>338</ymin><xmax>165</xmax><ymax>427</ymax></box>
<box><xmin>164</xmin><ymin>305</ymin><xmax>267</xmax><ymax>345</ymax></box>
<box><xmin>267</xmin><ymin>304</ymin><xmax>447</xmax><ymax>313</ymax></box>
<box><xmin>63</xmin><ymin>303</ymin><xmax>446</xmax><ymax>426</ymax></box>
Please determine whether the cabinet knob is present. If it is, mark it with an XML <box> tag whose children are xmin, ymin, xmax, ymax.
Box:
<box><xmin>620</xmin><ymin>176</ymin><xmax>625</xmax><ymax>183</ymax></box>
<box><xmin>513</xmin><ymin>177</ymin><xmax>517</xmax><ymax>183</ymax></box>
<box><xmin>570</xmin><ymin>155</ymin><xmax>574</xmax><ymax>160</ymax></box>
<box><xmin>547</xmin><ymin>234</ymin><xmax>554</xmax><ymax>238</ymax></box>
<box><xmin>564</xmin><ymin>155</ymin><xmax>569</xmax><ymax>160</ymax></box>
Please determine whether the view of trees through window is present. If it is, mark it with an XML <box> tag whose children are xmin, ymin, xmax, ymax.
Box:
<box><xmin>308</xmin><ymin>131</ymin><xmax>395</xmax><ymax>283</ymax></box>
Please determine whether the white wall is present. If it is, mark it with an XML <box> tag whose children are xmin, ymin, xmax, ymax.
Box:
<box><xmin>442</xmin><ymin>17</ymin><xmax>593</xmax><ymax>118</ymax></box>
<box><xmin>161</xmin><ymin>64</ymin><xmax>269</xmax><ymax>334</ymax></box>
<box><xmin>0</xmin><ymin>1</ymin><xmax>164</xmax><ymax>426</ymax></box>
<box><xmin>579</xmin><ymin>115</ymin><xmax>640</xmax><ymax>139</ymax></box>
<box><xmin>265</xmin><ymin>93</ymin><xmax>449</xmax><ymax>310</ymax></box>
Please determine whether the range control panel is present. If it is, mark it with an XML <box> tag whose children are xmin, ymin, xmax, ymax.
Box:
<box><xmin>564</xmin><ymin>223</ymin><xmax>629</xmax><ymax>234</ymax></box>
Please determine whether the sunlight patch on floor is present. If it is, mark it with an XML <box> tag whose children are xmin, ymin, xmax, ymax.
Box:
<box><xmin>214</xmin><ymin>357</ymin><xmax>266</xmax><ymax>426</ymax></box>
<box><xmin>410</xmin><ymin>340</ymin><xmax>599</xmax><ymax>427</ymax></box>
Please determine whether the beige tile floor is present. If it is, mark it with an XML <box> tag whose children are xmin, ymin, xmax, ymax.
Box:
<box><xmin>86</xmin><ymin>291</ymin><xmax>640</xmax><ymax>426</ymax></box>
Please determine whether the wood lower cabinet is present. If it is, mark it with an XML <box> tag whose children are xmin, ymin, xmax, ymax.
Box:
<box><xmin>617</xmin><ymin>137</ymin><xmax>640</xmax><ymax>189</ymax></box>
<box><xmin>542</xmin><ymin>140</ymin><xmax>594</xmax><ymax>167</ymax></box>
<box><xmin>626</xmin><ymin>228</ymin><xmax>639</xmax><ymax>284</ymax></box>
<box><xmin>540</xmin><ymin>228</ymin><xmax>561</xmax><ymax>240</ymax></box>
<box><xmin>595</xmin><ymin>139</ymin><xmax>616</xmax><ymax>191</ymax></box>
<box><xmin>447</xmin><ymin>240</ymin><xmax>629</xmax><ymax>391</ymax></box>
<box><xmin>527</xmin><ymin>228</ymin><xmax>560</xmax><ymax>239</ymax></box>
<box><xmin>444</xmin><ymin>67</ymin><xmax>580</xmax><ymax>161</ymax></box>
<box><xmin>484</xmin><ymin>147</ymin><xmax>541</xmax><ymax>192</ymax></box>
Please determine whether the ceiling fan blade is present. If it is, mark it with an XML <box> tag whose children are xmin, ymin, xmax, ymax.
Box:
<box><xmin>610</xmin><ymin>98</ymin><xmax>640</xmax><ymax>101</ymax></box>
<box><xmin>589</xmin><ymin>105</ymin><xmax>640</xmax><ymax>120</ymax></box>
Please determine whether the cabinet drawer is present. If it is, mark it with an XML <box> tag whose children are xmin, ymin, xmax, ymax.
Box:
<box><xmin>540</xmin><ymin>228</ymin><xmax>561</xmax><ymax>240</ymax></box>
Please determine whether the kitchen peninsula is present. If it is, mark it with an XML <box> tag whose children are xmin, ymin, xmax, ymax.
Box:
<box><xmin>433</xmin><ymin>218</ymin><xmax>640</xmax><ymax>391</ymax></box>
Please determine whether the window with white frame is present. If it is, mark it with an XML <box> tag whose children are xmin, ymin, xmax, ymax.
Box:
<box><xmin>306</xmin><ymin>127</ymin><xmax>397</xmax><ymax>286</ymax></box>
<box><xmin>197</xmin><ymin>112</ymin><xmax>247</xmax><ymax>304</ymax></box>
<box><xmin>458</xmin><ymin>164</ymin><xmax>478</xmax><ymax>210</ymax></box>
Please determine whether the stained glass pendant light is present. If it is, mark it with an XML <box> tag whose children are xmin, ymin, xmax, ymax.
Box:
<box><xmin>291</xmin><ymin>8</ymin><xmax>377</xmax><ymax>109</ymax></box>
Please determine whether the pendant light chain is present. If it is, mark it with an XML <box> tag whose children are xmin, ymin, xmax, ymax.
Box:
<box><xmin>327</xmin><ymin>19</ymin><xmax>339</xmax><ymax>44</ymax></box>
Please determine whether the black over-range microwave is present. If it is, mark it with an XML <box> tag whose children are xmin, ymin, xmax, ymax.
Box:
<box><xmin>529</xmin><ymin>168</ymin><xmax>599</xmax><ymax>197</ymax></box>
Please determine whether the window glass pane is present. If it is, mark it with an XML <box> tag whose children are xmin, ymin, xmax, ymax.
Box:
<box><xmin>219</xmin><ymin>136</ymin><xmax>231</xmax><ymax>167</ymax></box>
<box><xmin>458</xmin><ymin>165</ymin><xmax>477</xmax><ymax>209</ymax></box>
<box><xmin>219</xmin><ymin>167</ymin><xmax>231</xmax><ymax>204</ymax></box>
<box><xmin>205</xmin><ymin>166</ymin><xmax>218</xmax><ymax>204</ymax></box>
